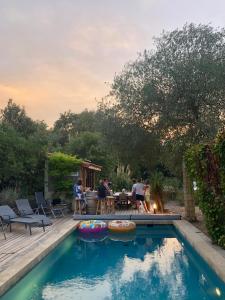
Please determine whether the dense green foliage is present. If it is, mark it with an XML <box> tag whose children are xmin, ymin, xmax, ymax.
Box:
<box><xmin>150</xmin><ymin>172</ymin><xmax>164</xmax><ymax>196</ymax></box>
<box><xmin>110</xmin><ymin>173</ymin><xmax>132</xmax><ymax>191</ymax></box>
<box><xmin>185</xmin><ymin>132</ymin><xmax>225</xmax><ymax>248</ymax></box>
<box><xmin>0</xmin><ymin>100</ymin><xmax>48</xmax><ymax>195</ymax></box>
<box><xmin>48</xmin><ymin>152</ymin><xmax>82</xmax><ymax>195</ymax></box>
<box><xmin>101</xmin><ymin>23</ymin><xmax>225</xmax><ymax>176</ymax></box>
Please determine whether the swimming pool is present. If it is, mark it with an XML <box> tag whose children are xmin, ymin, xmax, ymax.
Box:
<box><xmin>1</xmin><ymin>225</ymin><xmax>225</xmax><ymax>300</ymax></box>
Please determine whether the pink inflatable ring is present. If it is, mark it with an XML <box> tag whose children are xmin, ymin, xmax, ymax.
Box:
<box><xmin>79</xmin><ymin>220</ymin><xmax>107</xmax><ymax>234</ymax></box>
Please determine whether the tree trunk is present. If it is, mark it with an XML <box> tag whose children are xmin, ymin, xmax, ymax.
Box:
<box><xmin>183</xmin><ymin>160</ymin><xmax>196</xmax><ymax>221</ymax></box>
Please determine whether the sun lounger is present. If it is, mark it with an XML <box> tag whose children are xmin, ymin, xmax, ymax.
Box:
<box><xmin>35</xmin><ymin>192</ymin><xmax>65</xmax><ymax>218</ymax></box>
<box><xmin>0</xmin><ymin>205</ymin><xmax>45</xmax><ymax>235</ymax></box>
<box><xmin>16</xmin><ymin>199</ymin><xmax>52</xmax><ymax>226</ymax></box>
<box><xmin>0</xmin><ymin>218</ymin><xmax>6</xmax><ymax>240</ymax></box>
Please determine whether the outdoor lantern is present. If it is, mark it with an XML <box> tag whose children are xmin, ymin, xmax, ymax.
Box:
<box><xmin>153</xmin><ymin>203</ymin><xmax>157</xmax><ymax>214</ymax></box>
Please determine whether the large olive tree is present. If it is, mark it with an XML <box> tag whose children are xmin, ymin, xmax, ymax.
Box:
<box><xmin>105</xmin><ymin>23</ymin><xmax>225</xmax><ymax>172</ymax></box>
<box><xmin>101</xmin><ymin>24</ymin><xmax>225</xmax><ymax>219</ymax></box>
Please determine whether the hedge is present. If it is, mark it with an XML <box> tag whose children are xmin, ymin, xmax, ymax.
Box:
<box><xmin>185</xmin><ymin>131</ymin><xmax>225</xmax><ymax>248</ymax></box>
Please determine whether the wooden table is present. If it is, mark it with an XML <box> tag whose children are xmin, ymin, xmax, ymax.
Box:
<box><xmin>113</xmin><ymin>192</ymin><xmax>132</xmax><ymax>197</ymax></box>
<box><xmin>113</xmin><ymin>192</ymin><xmax>136</xmax><ymax>210</ymax></box>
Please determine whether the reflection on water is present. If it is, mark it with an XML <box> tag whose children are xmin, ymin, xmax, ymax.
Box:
<box><xmin>2</xmin><ymin>226</ymin><xmax>225</xmax><ymax>300</ymax></box>
<box><xmin>43</xmin><ymin>277</ymin><xmax>112</xmax><ymax>300</ymax></box>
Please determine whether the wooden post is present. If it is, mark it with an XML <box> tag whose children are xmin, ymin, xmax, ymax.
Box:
<box><xmin>183</xmin><ymin>160</ymin><xmax>196</xmax><ymax>221</ymax></box>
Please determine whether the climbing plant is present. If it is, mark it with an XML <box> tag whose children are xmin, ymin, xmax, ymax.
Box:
<box><xmin>48</xmin><ymin>152</ymin><xmax>82</xmax><ymax>196</ymax></box>
<box><xmin>185</xmin><ymin>131</ymin><xmax>225</xmax><ymax>248</ymax></box>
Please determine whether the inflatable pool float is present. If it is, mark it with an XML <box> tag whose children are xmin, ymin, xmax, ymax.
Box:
<box><xmin>79</xmin><ymin>220</ymin><xmax>107</xmax><ymax>234</ymax></box>
<box><xmin>108</xmin><ymin>220</ymin><xmax>136</xmax><ymax>233</ymax></box>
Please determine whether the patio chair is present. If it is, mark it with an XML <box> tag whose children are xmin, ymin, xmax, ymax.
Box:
<box><xmin>0</xmin><ymin>217</ymin><xmax>6</xmax><ymax>240</ymax></box>
<box><xmin>35</xmin><ymin>192</ymin><xmax>65</xmax><ymax>218</ymax></box>
<box><xmin>0</xmin><ymin>205</ymin><xmax>45</xmax><ymax>235</ymax></box>
<box><xmin>117</xmin><ymin>193</ymin><xmax>130</xmax><ymax>210</ymax></box>
<box><xmin>16</xmin><ymin>199</ymin><xmax>53</xmax><ymax>226</ymax></box>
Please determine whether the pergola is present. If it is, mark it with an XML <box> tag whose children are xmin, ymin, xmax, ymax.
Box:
<box><xmin>44</xmin><ymin>159</ymin><xmax>102</xmax><ymax>198</ymax></box>
<box><xmin>80</xmin><ymin>161</ymin><xmax>102</xmax><ymax>189</ymax></box>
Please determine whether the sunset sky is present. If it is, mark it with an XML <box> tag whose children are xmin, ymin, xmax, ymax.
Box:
<box><xmin>0</xmin><ymin>0</ymin><xmax>224</xmax><ymax>125</ymax></box>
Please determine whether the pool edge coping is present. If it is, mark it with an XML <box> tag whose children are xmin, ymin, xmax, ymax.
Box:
<box><xmin>0</xmin><ymin>220</ymin><xmax>79</xmax><ymax>297</ymax></box>
<box><xmin>173</xmin><ymin>220</ymin><xmax>225</xmax><ymax>284</ymax></box>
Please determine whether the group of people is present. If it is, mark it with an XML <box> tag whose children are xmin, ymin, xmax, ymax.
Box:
<box><xmin>132</xmin><ymin>179</ymin><xmax>151</xmax><ymax>213</ymax></box>
<box><xmin>73</xmin><ymin>178</ymin><xmax>112</xmax><ymax>209</ymax></box>
<box><xmin>73</xmin><ymin>177</ymin><xmax>151</xmax><ymax>213</ymax></box>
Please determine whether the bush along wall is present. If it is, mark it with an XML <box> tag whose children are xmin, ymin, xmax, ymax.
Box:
<box><xmin>48</xmin><ymin>152</ymin><xmax>82</xmax><ymax>197</ymax></box>
<box><xmin>185</xmin><ymin>131</ymin><xmax>225</xmax><ymax>248</ymax></box>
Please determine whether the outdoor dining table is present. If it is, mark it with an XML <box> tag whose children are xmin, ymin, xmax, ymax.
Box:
<box><xmin>113</xmin><ymin>192</ymin><xmax>132</xmax><ymax>197</ymax></box>
<box><xmin>113</xmin><ymin>192</ymin><xmax>134</xmax><ymax>210</ymax></box>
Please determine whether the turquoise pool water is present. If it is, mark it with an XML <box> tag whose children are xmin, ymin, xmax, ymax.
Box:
<box><xmin>2</xmin><ymin>225</ymin><xmax>225</xmax><ymax>300</ymax></box>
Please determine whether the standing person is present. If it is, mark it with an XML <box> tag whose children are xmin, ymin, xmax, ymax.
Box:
<box><xmin>134</xmin><ymin>178</ymin><xmax>150</xmax><ymax>213</ymax></box>
<box><xmin>144</xmin><ymin>180</ymin><xmax>151</xmax><ymax>212</ymax></box>
<box><xmin>97</xmin><ymin>179</ymin><xmax>108</xmax><ymax>214</ymax></box>
<box><xmin>97</xmin><ymin>179</ymin><xmax>107</xmax><ymax>200</ymax></box>
<box><xmin>131</xmin><ymin>179</ymin><xmax>137</xmax><ymax>208</ymax></box>
<box><xmin>108</xmin><ymin>181</ymin><xmax>113</xmax><ymax>195</ymax></box>
<box><xmin>73</xmin><ymin>179</ymin><xmax>86</xmax><ymax>213</ymax></box>
<box><xmin>132</xmin><ymin>179</ymin><xmax>137</xmax><ymax>196</ymax></box>
<box><xmin>103</xmin><ymin>178</ymin><xmax>111</xmax><ymax>196</ymax></box>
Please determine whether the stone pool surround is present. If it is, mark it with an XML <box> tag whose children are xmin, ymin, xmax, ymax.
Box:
<box><xmin>1</xmin><ymin>219</ymin><xmax>225</xmax><ymax>296</ymax></box>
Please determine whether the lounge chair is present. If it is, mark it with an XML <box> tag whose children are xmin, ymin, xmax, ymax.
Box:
<box><xmin>0</xmin><ymin>218</ymin><xmax>6</xmax><ymax>240</ymax></box>
<box><xmin>16</xmin><ymin>199</ymin><xmax>52</xmax><ymax>226</ymax></box>
<box><xmin>35</xmin><ymin>192</ymin><xmax>65</xmax><ymax>218</ymax></box>
<box><xmin>0</xmin><ymin>205</ymin><xmax>45</xmax><ymax>235</ymax></box>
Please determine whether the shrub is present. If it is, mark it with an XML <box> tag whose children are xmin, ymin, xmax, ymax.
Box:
<box><xmin>163</xmin><ymin>177</ymin><xmax>183</xmax><ymax>203</ymax></box>
<box><xmin>0</xmin><ymin>188</ymin><xmax>19</xmax><ymax>207</ymax></box>
<box><xmin>150</xmin><ymin>172</ymin><xmax>164</xmax><ymax>195</ymax></box>
<box><xmin>110</xmin><ymin>173</ymin><xmax>132</xmax><ymax>192</ymax></box>
<box><xmin>48</xmin><ymin>152</ymin><xmax>82</xmax><ymax>196</ymax></box>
